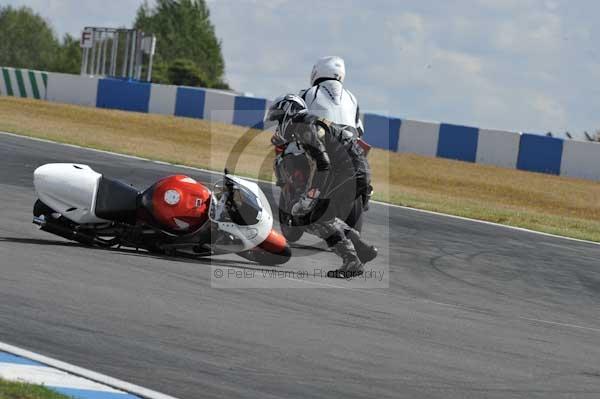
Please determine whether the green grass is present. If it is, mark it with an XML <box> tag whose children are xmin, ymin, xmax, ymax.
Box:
<box><xmin>1</xmin><ymin>96</ymin><xmax>599</xmax><ymax>242</ymax></box>
<box><xmin>0</xmin><ymin>378</ymin><xmax>71</xmax><ymax>399</ymax></box>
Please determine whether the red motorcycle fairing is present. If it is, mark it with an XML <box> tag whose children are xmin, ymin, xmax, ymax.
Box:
<box><xmin>238</xmin><ymin>228</ymin><xmax>291</xmax><ymax>265</ymax></box>
<box><xmin>258</xmin><ymin>229</ymin><xmax>289</xmax><ymax>254</ymax></box>
<box><xmin>143</xmin><ymin>175</ymin><xmax>211</xmax><ymax>233</ymax></box>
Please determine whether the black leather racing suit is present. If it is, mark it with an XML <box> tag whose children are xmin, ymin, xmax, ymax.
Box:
<box><xmin>286</xmin><ymin>111</ymin><xmax>371</xmax><ymax>248</ymax></box>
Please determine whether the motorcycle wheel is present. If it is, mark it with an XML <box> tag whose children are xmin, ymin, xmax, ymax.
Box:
<box><xmin>279</xmin><ymin>209</ymin><xmax>304</xmax><ymax>243</ymax></box>
<box><xmin>344</xmin><ymin>197</ymin><xmax>364</xmax><ymax>233</ymax></box>
<box><xmin>142</xmin><ymin>241</ymin><xmax>166</xmax><ymax>254</ymax></box>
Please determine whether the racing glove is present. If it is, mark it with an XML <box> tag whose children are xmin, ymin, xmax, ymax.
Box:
<box><xmin>291</xmin><ymin>188</ymin><xmax>320</xmax><ymax>216</ymax></box>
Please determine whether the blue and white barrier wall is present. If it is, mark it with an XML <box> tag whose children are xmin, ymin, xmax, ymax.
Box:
<box><xmin>362</xmin><ymin>113</ymin><xmax>600</xmax><ymax>181</ymax></box>
<box><xmin>1</xmin><ymin>67</ymin><xmax>600</xmax><ymax>182</ymax></box>
<box><xmin>44</xmin><ymin>72</ymin><xmax>269</xmax><ymax>130</ymax></box>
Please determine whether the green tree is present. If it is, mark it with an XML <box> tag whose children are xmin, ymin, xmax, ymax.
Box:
<box><xmin>52</xmin><ymin>34</ymin><xmax>82</xmax><ymax>74</ymax></box>
<box><xmin>135</xmin><ymin>0</ymin><xmax>229</xmax><ymax>88</ymax></box>
<box><xmin>0</xmin><ymin>6</ymin><xmax>59</xmax><ymax>70</ymax></box>
<box><xmin>167</xmin><ymin>58</ymin><xmax>210</xmax><ymax>87</ymax></box>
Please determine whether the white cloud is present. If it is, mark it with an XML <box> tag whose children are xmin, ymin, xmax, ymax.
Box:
<box><xmin>433</xmin><ymin>49</ymin><xmax>483</xmax><ymax>75</ymax></box>
<box><xmin>3</xmin><ymin>0</ymin><xmax>141</xmax><ymax>38</ymax></box>
<box><xmin>2</xmin><ymin>0</ymin><xmax>600</xmax><ymax>135</ymax></box>
<box><xmin>492</xmin><ymin>11</ymin><xmax>562</xmax><ymax>55</ymax></box>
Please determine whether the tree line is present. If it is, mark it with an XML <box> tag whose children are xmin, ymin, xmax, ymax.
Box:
<box><xmin>0</xmin><ymin>0</ymin><xmax>228</xmax><ymax>89</ymax></box>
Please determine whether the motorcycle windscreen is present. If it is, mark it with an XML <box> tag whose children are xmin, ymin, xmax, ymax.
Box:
<box><xmin>209</xmin><ymin>180</ymin><xmax>263</xmax><ymax>226</ymax></box>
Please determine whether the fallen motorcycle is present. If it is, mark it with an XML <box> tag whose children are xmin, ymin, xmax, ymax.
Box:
<box><xmin>32</xmin><ymin>164</ymin><xmax>291</xmax><ymax>265</ymax></box>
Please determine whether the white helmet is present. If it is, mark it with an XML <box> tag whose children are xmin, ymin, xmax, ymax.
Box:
<box><xmin>310</xmin><ymin>56</ymin><xmax>346</xmax><ymax>86</ymax></box>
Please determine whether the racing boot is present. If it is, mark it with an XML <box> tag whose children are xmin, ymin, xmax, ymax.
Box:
<box><xmin>345</xmin><ymin>228</ymin><xmax>378</xmax><ymax>264</ymax></box>
<box><xmin>327</xmin><ymin>239</ymin><xmax>364</xmax><ymax>279</ymax></box>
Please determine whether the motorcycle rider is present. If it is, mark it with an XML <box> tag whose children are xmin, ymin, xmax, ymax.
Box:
<box><xmin>301</xmin><ymin>56</ymin><xmax>372</xmax><ymax>211</ymax></box>
<box><xmin>300</xmin><ymin>56</ymin><xmax>364</xmax><ymax>137</ymax></box>
<box><xmin>266</xmin><ymin>94</ymin><xmax>377</xmax><ymax>278</ymax></box>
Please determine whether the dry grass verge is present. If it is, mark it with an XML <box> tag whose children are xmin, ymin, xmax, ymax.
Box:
<box><xmin>1</xmin><ymin>96</ymin><xmax>599</xmax><ymax>242</ymax></box>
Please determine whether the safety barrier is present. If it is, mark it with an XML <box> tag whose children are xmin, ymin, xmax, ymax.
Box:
<box><xmin>46</xmin><ymin>72</ymin><xmax>99</xmax><ymax>106</ymax></box>
<box><xmin>1</xmin><ymin>67</ymin><xmax>600</xmax><ymax>182</ymax></box>
<box><xmin>362</xmin><ymin>113</ymin><xmax>600</xmax><ymax>181</ymax></box>
<box><xmin>0</xmin><ymin>67</ymin><xmax>47</xmax><ymax>100</ymax></box>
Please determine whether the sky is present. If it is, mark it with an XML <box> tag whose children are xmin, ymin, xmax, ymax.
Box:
<box><xmin>4</xmin><ymin>0</ymin><xmax>600</xmax><ymax>137</ymax></box>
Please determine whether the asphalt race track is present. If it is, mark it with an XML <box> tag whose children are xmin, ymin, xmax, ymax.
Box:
<box><xmin>1</xmin><ymin>132</ymin><xmax>600</xmax><ymax>399</ymax></box>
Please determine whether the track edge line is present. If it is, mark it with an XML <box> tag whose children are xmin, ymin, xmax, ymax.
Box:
<box><xmin>1</xmin><ymin>130</ymin><xmax>598</xmax><ymax>247</ymax></box>
<box><xmin>0</xmin><ymin>341</ymin><xmax>180</xmax><ymax>399</ymax></box>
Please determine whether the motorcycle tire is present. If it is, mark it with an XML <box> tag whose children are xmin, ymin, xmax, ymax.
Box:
<box><xmin>278</xmin><ymin>202</ymin><xmax>304</xmax><ymax>243</ymax></box>
<box><xmin>344</xmin><ymin>197</ymin><xmax>364</xmax><ymax>233</ymax></box>
<box><xmin>281</xmin><ymin>222</ymin><xmax>304</xmax><ymax>243</ymax></box>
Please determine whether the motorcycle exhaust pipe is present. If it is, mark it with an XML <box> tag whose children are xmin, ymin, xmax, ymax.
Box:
<box><xmin>32</xmin><ymin>215</ymin><xmax>46</xmax><ymax>227</ymax></box>
<box><xmin>33</xmin><ymin>215</ymin><xmax>116</xmax><ymax>248</ymax></box>
<box><xmin>35</xmin><ymin>218</ymin><xmax>95</xmax><ymax>246</ymax></box>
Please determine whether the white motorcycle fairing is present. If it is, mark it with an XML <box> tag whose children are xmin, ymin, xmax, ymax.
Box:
<box><xmin>209</xmin><ymin>174</ymin><xmax>273</xmax><ymax>252</ymax></box>
<box><xmin>33</xmin><ymin>163</ymin><xmax>109</xmax><ymax>224</ymax></box>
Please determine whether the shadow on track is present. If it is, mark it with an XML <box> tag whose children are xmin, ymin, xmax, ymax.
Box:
<box><xmin>0</xmin><ymin>235</ymin><xmax>301</xmax><ymax>275</ymax></box>
<box><xmin>0</xmin><ymin>236</ymin><xmax>84</xmax><ymax>247</ymax></box>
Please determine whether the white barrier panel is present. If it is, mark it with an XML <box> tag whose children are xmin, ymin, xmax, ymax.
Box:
<box><xmin>46</xmin><ymin>72</ymin><xmax>99</xmax><ymax>107</ymax></box>
<box><xmin>203</xmin><ymin>89</ymin><xmax>235</xmax><ymax>125</ymax></box>
<box><xmin>265</xmin><ymin>99</ymin><xmax>273</xmax><ymax>116</ymax></box>
<box><xmin>560</xmin><ymin>140</ymin><xmax>600</xmax><ymax>180</ymax></box>
<box><xmin>148</xmin><ymin>84</ymin><xmax>177</xmax><ymax>115</ymax></box>
<box><xmin>263</xmin><ymin>100</ymin><xmax>277</xmax><ymax>131</ymax></box>
<box><xmin>397</xmin><ymin>119</ymin><xmax>440</xmax><ymax>156</ymax></box>
<box><xmin>0</xmin><ymin>67</ymin><xmax>47</xmax><ymax>99</ymax></box>
<box><xmin>476</xmin><ymin>128</ymin><xmax>521</xmax><ymax>169</ymax></box>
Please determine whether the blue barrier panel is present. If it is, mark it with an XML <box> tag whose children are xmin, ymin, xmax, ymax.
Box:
<box><xmin>437</xmin><ymin>123</ymin><xmax>479</xmax><ymax>162</ymax></box>
<box><xmin>517</xmin><ymin>133</ymin><xmax>563</xmax><ymax>175</ymax></box>
<box><xmin>362</xmin><ymin>113</ymin><xmax>401</xmax><ymax>151</ymax></box>
<box><xmin>96</xmin><ymin>78</ymin><xmax>150</xmax><ymax>113</ymax></box>
<box><xmin>175</xmin><ymin>87</ymin><xmax>205</xmax><ymax>119</ymax></box>
<box><xmin>232</xmin><ymin>96</ymin><xmax>267</xmax><ymax>129</ymax></box>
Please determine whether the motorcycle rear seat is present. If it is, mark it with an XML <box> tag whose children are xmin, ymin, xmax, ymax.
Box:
<box><xmin>94</xmin><ymin>176</ymin><xmax>140</xmax><ymax>223</ymax></box>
